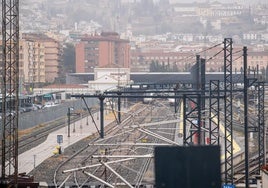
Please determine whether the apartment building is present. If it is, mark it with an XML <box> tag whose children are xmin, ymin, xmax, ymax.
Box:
<box><xmin>244</xmin><ymin>51</ymin><xmax>268</xmax><ymax>71</ymax></box>
<box><xmin>22</xmin><ymin>33</ymin><xmax>62</xmax><ymax>84</ymax></box>
<box><xmin>131</xmin><ymin>50</ymin><xmax>196</xmax><ymax>72</ymax></box>
<box><xmin>131</xmin><ymin>46</ymin><xmax>268</xmax><ymax>73</ymax></box>
<box><xmin>75</xmin><ymin>32</ymin><xmax>130</xmax><ymax>73</ymax></box>
<box><xmin>200</xmin><ymin>2</ymin><xmax>243</xmax><ymax>17</ymax></box>
<box><xmin>20</xmin><ymin>39</ymin><xmax>46</xmax><ymax>86</ymax></box>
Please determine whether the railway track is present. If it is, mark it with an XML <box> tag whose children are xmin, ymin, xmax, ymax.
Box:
<box><xmin>24</xmin><ymin>96</ymin><xmax>265</xmax><ymax>186</ymax></box>
<box><xmin>233</xmin><ymin>152</ymin><xmax>268</xmax><ymax>184</ymax></box>
<box><xmin>17</xmin><ymin>108</ymin><xmax>98</xmax><ymax>154</ymax></box>
<box><xmin>53</xmin><ymin>100</ymin><xmax>179</xmax><ymax>187</ymax></box>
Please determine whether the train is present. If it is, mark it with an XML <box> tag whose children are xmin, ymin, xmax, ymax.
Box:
<box><xmin>143</xmin><ymin>93</ymin><xmax>154</xmax><ymax>104</ymax></box>
<box><xmin>0</xmin><ymin>93</ymin><xmax>58</xmax><ymax>114</ymax></box>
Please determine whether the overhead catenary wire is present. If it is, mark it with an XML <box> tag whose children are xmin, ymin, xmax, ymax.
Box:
<box><xmin>137</xmin><ymin>41</ymin><xmax>224</xmax><ymax>84</ymax></box>
<box><xmin>188</xmin><ymin>42</ymin><xmax>243</xmax><ymax>73</ymax></box>
<box><xmin>165</xmin><ymin>42</ymin><xmax>224</xmax><ymax>76</ymax></box>
<box><xmin>106</xmin><ymin>98</ymin><xmax>119</xmax><ymax>124</ymax></box>
<box><xmin>169</xmin><ymin>42</ymin><xmax>223</xmax><ymax>64</ymax></box>
<box><xmin>233</xmin><ymin>55</ymin><xmax>243</xmax><ymax>63</ymax></box>
<box><xmin>81</xmin><ymin>96</ymin><xmax>101</xmax><ymax>136</ymax></box>
<box><xmin>112</xmin><ymin>39</ymin><xmax>233</xmax><ymax>96</ymax></box>
<box><xmin>197</xmin><ymin>42</ymin><xmax>223</xmax><ymax>56</ymax></box>
<box><xmin>233</xmin><ymin>49</ymin><xmax>243</xmax><ymax>55</ymax></box>
<box><xmin>205</xmin><ymin>49</ymin><xmax>224</xmax><ymax>63</ymax></box>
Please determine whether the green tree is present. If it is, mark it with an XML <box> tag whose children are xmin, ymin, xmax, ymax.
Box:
<box><xmin>149</xmin><ymin>60</ymin><xmax>156</xmax><ymax>72</ymax></box>
<box><xmin>172</xmin><ymin>63</ymin><xmax>178</xmax><ymax>72</ymax></box>
<box><xmin>63</xmin><ymin>43</ymin><xmax>76</xmax><ymax>73</ymax></box>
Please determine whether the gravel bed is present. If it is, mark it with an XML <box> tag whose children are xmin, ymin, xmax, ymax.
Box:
<box><xmin>27</xmin><ymin>104</ymin><xmax>146</xmax><ymax>185</ymax></box>
<box><xmin>29</xmin><ymin>135</ymin><xmax>94</xmax><ymax>184</ymax></box>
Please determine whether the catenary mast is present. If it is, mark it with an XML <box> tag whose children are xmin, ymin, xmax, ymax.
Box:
<box><xmin>0</xmin><ymin>0</ymin><xmax>20</xmax><ymax>187</ymax></box>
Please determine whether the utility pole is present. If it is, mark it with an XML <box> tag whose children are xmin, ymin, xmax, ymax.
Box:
<box><xmin>67</xmin><ymin>107</ymin><xmax>73</xmax><ymax>137</ymax></box>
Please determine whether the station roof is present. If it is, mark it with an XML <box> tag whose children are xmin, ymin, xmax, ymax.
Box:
<box><xmin>67</xmin><ymin>72</ymin><xmax>251</xmax><ymax>85</ymax></box>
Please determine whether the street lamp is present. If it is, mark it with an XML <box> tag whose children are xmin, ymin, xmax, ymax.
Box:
<box><xmin>67</xmin><ymin>107</ymin><xmax>81</xmax><ymax>136</ymax></box>
<box><xmin>67</xmin><ymin>107</ymin><xmax>74</xmax><ymax>137</ymax></box>
<box><xmin>83</xmin><ymin>107</ymin><xmax>89</xmax><ymax>126</ymax></box>
<box><xmin>73</xmin><ymin>121</ymin><xmax>76</xmax><ymax>133</ymax></box>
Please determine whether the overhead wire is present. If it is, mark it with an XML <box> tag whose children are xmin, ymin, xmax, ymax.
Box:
<box><xmin>81</xmin><ymin>96</ymin><xmax>101</xmax><ymax>136</ymax></box>
<box><xmin>205</xmin><ymin>49</ymin><xmax>224</xmax><ymax>63</ymax></box>
<box><xmin>173</xmin><ymin>42</ymin><xmax>223</xmax><ymax>64</ymax></box>
<box><xmin>196</xmin><ymin>42</ymin><xmax>223</xmax><ymax>56</ymax></box>
<box><xmin>146</xmin><ymin>42</ymin><xmax>224</xmax><ymax>84</ymax></box>
<box><xmin>233</xmin><ymin>55</ymin><xmax>243</xmax><ymax>63</ymax></box>
<box><xmin>233</xmin><ymin>49</ymin><xmax>243</xmax><ymax>55</ymax></box>
<box><xmin>125</xmin><ymin>41</ymin><xmax>225</xmax><ymax>88</ymax></box>
<box><xmin>107</xmin><ymin>98</ymin><xmax>119</xmax><ymax>124</ymax></box>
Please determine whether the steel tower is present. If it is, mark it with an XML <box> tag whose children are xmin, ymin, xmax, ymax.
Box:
<box><xmin>223</xmin><ymin>38</ymin><xmax>233</xmax><ymax>184</ymax></box>
<box><xmin>0</xmin><ymin>0</ymin><xmax>20</xmax><ymax>187</ymax></box>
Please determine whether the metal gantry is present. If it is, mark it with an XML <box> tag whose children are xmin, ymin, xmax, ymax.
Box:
<box><xmin>209</xmin><ymin>80</ymin><xmax>220</xmax><ymax>145</ymax></box>
<box><xmin>0</xmin><ymin>0</ymin><xmax>20</xmax><ymax>186</ymax></box>
<box><xmin>223</xmin><ymin>38</ymin><xmax>233</xmax><ymax>184</ymax></box>
<box><xmin>183</xmin><ymin>94</ymin><xmax>201</xmax><ymax>145</ymax></box>
<box><xmin>65</xmin><ymin>37</ymin><xmax>266</xmax><ymax>187</ymax></box>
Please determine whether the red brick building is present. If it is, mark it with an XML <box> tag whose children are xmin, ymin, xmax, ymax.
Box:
<box><xmin>130</xmin><ymin>45</ymin><xmax>268</xmax><ymax>72</ymax></box>
<box><xmin>75</xmin><ymin>32</ymin><xmax>130</xmax><ymax>73</ymax></box>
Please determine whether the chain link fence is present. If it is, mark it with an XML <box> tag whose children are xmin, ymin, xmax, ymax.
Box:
<box><xmin>18</xmin><ymin>98</ymin><xmax>98</xmax><ymax>130</ymax></box>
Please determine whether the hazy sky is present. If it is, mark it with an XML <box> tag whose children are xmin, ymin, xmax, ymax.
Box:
<box><xmin>170</xmin><ymin>0</ymin><xmax>267</xmax><ymax>5</ymax></box>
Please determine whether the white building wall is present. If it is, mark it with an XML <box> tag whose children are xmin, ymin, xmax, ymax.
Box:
<box><xmin>262</xmin><ymin>170</ymin><xmax>268</xmax><ymax>188</ymax></box>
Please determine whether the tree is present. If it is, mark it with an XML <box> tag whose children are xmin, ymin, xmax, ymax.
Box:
<box><xmin>172</xmin><ymin>63</ymin><xmax>179</xmax><ymax>72</ymax></box>
<box><xmin>54</xmin><ymin>43</ymin><xmax>75</xmax><ymax>84</ymax></box>
<box><xmin>150</xmin><ymin>60</ymin><xmax>179</xmax><ymax>72</ymax></box>
<box><xmin>150</xmin><ymin>60</ymin><xmax>157</xmax><ymax>72</ymax></box>
<box><xmin>63</xmin><ymin>43</ymin><xmax>76</xmax><ymax>74</ymax></box>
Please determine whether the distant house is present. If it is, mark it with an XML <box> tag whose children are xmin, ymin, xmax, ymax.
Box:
<box><xmin>88</xmin><ymin>67</ymin><xmax>132</xmax><ymax>92</ymax></box>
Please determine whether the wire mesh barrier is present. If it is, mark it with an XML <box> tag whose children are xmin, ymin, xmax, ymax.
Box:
<box><xmin>17</xmin><ymin>98</ymin><xmax>98</xmax><ymax>130</ymax></box>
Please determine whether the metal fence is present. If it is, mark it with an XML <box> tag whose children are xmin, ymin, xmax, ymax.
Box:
<box><xmin>18</xmin><ymin>98</ymin><xmax>98</xmax><ymax>130</ymax></box>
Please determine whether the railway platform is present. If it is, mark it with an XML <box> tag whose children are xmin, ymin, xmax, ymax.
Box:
<box><xmin>18</xmin><ymin>112</ymin><xmax>114</xmax><ymax>174</ymax></box>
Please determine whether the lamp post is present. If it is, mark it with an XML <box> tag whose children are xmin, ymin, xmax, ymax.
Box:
<box><xmin>73</xmin><ymin>121</ymin><xmax>76</xmax><ymax>133</ymax></box>
<box><xmin>67</xmin><ymin>107</ymin><xmax>74</xmax><ymax>137</ymax></box>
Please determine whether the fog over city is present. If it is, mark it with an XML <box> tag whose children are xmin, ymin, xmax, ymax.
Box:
<box><xmin>17</xmin><ymin>0</ymin><xmax>268</xmax><ymax>83</ymax></box>
<box><xmin>173</xmin><ymin>0</ymin><xmax>266</xmax><ymax>4</ymax></box>
<box><xmin>21</xmin><ymin>0</ymin><xmax>268</xmax><ymax>36</ymax></box>
<box><xmin>1</xmin><ymin>1</ymin><xmax>268</xmax><ymax>187</ymax></box>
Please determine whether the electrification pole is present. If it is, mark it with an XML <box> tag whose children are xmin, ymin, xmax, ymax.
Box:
<box><xmin>243</xmin><ymin>46</ymin><xmax>249</xmax><ymax>188</ymax></box>
<box><xmin>223</xmin><ymin>38</ymin><xmax>233</xmax><ymax>185</ymax></box>
<box><xmin>1</xmin><ymin>0</ymin><xmax>20</xmax><ymax>187</ymax></box>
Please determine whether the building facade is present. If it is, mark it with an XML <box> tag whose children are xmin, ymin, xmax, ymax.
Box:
<box><xmin>131</xmin><ymin>46</ymin><xmax>268</xmax><ymax>73</ymax></box>
<box><xmin>20</xmin><ymin>39</ymin><xmax>46</xmax><ymax>86</ymax></box>
<box><xmin>88</xmin><ymin>67</ymin><xmax>132</xmax><ymax>92</ymax></box>
<box><xmin>22</xmin><ymin>33</ymin><xmax>62</xmax><ymax>85</ymax></box>
<box><xmin>75</xmin><ymin>32</ymin><xmax>130</xmax><ymax>73</ymax></box>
